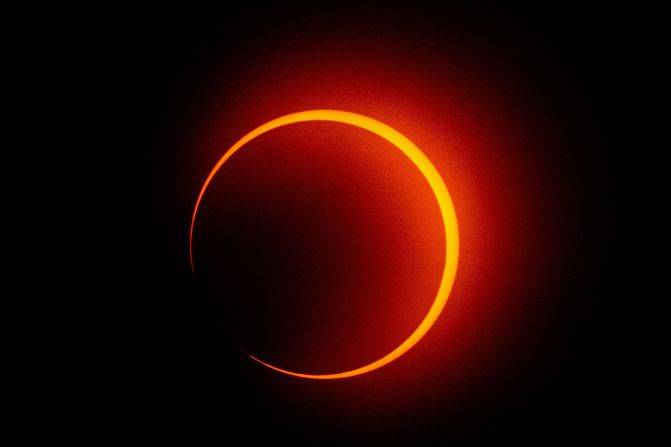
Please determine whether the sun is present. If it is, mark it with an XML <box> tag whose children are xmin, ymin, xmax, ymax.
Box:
<box><xmin>189</xmin><ymin>110</ymin><xmax>459</xmax><ymax>379</ymax></box>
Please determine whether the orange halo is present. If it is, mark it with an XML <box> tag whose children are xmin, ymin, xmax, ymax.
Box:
<box><xmin>189</xmin><ymin>110</ymin><xmax>459</xmax><ymax>379</ymax></box>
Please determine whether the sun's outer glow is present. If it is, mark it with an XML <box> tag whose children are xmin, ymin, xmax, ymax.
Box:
<box><xmin>189</xmin><ymin>110</ymin><xmax>459</xmax><ymax>379</ymax></box>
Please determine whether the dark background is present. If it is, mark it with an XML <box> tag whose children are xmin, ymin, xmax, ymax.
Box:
<box><xmin>101</xmin><ymin>2</ymin><xmax>658</xmax><ymax>444</ymax></box>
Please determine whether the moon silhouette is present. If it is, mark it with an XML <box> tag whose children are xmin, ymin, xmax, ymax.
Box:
<box><xmin>189</xmin><ymin>110</ymin><xmax>459</xmax><ymax>379</ymax></box>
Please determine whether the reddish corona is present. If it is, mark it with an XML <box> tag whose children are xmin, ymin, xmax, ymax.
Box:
<box><xmin>190</xmin><ymin>110</ymin><xmax>459</xmax><ymax>379</ymax></box>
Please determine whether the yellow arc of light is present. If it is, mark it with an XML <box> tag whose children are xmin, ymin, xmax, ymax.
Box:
<box><xmin>189</xmin><ymin>110</ymin><xmax>459</xmax><ymax>380</ymax></box>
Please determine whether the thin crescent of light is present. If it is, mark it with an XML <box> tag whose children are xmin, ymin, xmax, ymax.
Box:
<box><xmin>189</xmin><ymin>110</ymin><xmax>459</xmax><ymax>380</ymax></box>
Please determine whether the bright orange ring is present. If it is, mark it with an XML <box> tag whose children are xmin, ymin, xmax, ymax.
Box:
<box><xmin>189</xmin><ymin>110</ymin><xmax>459</xmax><ymax>379</ymax></box>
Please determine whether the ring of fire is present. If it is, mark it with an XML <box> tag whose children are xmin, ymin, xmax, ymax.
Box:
<box><xmin>189</xmin><ymin>110</ymin><xmax>459</xmax><ymax>379</ymax></box>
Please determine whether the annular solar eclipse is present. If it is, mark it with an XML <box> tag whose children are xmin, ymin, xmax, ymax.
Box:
<box><xmin>189</xmin><ymin>110</ymin><xmax>459</xmax><ymax>379</ymax></box>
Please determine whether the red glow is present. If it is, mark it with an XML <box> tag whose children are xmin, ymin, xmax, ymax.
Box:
<box><xmin>180</xmin><ymin>30</ymin><xmax>565</xmax><ymax>416</ymax></box>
